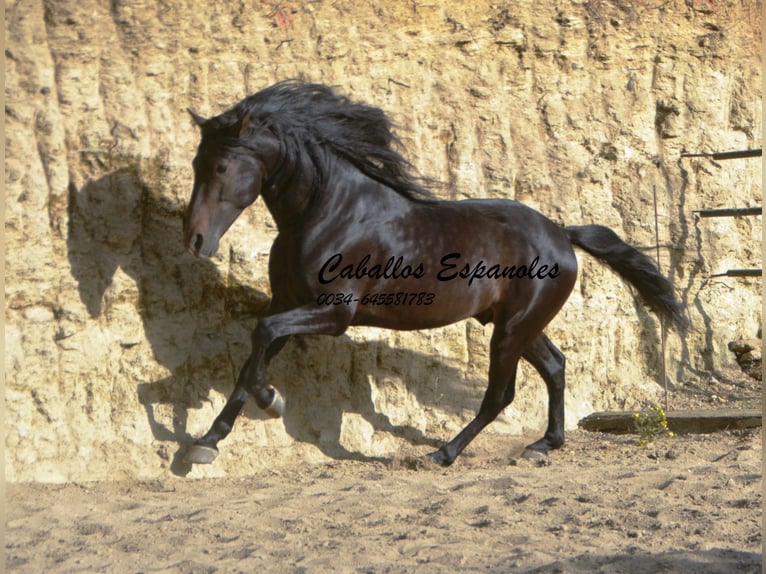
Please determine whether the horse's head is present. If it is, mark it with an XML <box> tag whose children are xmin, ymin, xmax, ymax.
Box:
<box><xmin>183</xmin><ymin>110</ymin><xmax>274</xmax><ymax>257</ymax></box>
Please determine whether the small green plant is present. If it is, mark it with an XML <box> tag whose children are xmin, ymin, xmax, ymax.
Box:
<box><xmin>633</xmin><ymin>406</ymin><xmax>674</xmax><ymax>446</ymax></box>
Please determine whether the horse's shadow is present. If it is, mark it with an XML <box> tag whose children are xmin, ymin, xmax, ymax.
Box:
<box><xmin>67</xmin><ymin>168</ymin><xmax>481</xmax><ymax>476</ymax></box>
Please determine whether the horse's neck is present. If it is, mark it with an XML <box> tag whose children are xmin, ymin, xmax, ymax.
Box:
<box><xmin>266</xmin><ymin>158</ymin><xmax>410</xmax><ymax>232</ymax></box>
<box><xmin>260</xmin><ymin>172</ymin><xmax>314</xmax><ymax>231</ymax></box>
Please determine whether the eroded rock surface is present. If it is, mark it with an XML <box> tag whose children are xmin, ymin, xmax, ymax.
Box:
<box><xmin>6</xmin><ymin>0</ymin><xmax>761</xmax><ymax>481</ymax></box>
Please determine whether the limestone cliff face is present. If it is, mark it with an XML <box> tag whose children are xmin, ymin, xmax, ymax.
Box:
<box><xmin>6</xmin><ymin>0</ymin><xmax>761</xmax><ymax>482</ymax></box>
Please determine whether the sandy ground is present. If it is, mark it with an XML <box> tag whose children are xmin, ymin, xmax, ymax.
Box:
<box><xmin>7</xmin><ymin>372</ymin><xmax>763</xmax><ymax>574</ymax></box>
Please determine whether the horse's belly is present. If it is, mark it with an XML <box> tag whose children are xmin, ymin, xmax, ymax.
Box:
<box><xmin>348</xmin><ymin>281</ymin><xmax>499</xmax><ymax>330</ymax></box>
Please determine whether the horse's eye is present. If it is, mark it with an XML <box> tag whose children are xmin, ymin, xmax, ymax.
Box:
<box><xmin>216</xmin><ymin>164</ymin><xmax>227</xmax><ymax>174</ymax></box>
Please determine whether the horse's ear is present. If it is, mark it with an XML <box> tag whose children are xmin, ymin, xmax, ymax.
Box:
<box><xmin>239</xmin><ymin>113</ymin><xmax>251</xmax><ymax>137</ymax></box>
<box><xmin>187</xmin><ymin>108</ymin><xmax>207</xmax><ymax>128</ymax></box>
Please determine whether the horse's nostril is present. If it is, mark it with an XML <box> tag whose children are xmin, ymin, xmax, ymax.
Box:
<box><xmin>193</xmin><ymin>233</ymin><xmax>204</xmax><ymax>254</ymax></box>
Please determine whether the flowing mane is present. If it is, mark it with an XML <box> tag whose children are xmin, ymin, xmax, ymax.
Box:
<box><xmin>201</xmin><ymin>80</ymin><xmax>434</xmax><ymax>202</ymax></box>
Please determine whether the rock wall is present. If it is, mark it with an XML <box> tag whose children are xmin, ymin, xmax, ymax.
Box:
<box><xmin>5</xmin><ymin>0</ymin><xmax>762</xmax><ymax>482</ymax></box>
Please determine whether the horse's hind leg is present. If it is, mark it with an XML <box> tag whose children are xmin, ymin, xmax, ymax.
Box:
<box><xmin>521</xmin><ymin>333</ymin><xmax>566</xmax><ymax>458</ymax></box>
<box><xmin>428</xmin><ymin>322</ymin><xmax>524</xmax><ymax>467</ymax></box>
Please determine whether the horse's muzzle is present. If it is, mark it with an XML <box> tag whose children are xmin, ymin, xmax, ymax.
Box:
<box><xmin>183</xmin><ymin>220</ymin><xmax>220</xmax><ymax>257</ymax></box>
<box><xmin>188</xmin><ymin>233</ymin><xmax>205</xmax><ymax>256</ymax></box>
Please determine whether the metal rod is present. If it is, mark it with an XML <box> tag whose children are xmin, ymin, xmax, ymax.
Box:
<box><xmin>652</xmin><ymin>185</ymin><xmax>669</xmax><ymax>411</ymax></box>
<box><xmin>709</xmin><ymin>269</ymin><xmax>762</xmax><ymax>278</ymax></box>
<box><xmin>695</xmin><ymin>207</ymin><xmax>762</xmax><ymax>218</ymax></box>
<box><xmin>681</xmin><ymin>149</ymin><xmax>762</xmax><ymax>160</ymax></box>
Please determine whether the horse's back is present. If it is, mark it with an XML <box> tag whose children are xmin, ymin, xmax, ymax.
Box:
<box><xmin>440</xmin><ymin>198</ymin><xmax>575</xmax><ymax>255</ymax></box>
<box><xmin>457</xmin><ymin>198</ymin><xmax>561</xmax><ymax>228</ymax></box>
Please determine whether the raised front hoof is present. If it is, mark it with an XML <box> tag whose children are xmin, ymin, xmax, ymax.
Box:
<box><xmin>263</xmin><ymin>385</ymin><xmax>285</xmax><ymax>418</ymax></box>
<box><xmin>184</xmin><ymin>444</ymin><xmax>219</xmax><ymax>465</ymax></box>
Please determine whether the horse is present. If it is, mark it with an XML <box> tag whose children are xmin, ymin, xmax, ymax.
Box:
<box><xmin>182</xmin><ymin>80</ymin><xmax>686</xmax><ymax>467</ymax></box>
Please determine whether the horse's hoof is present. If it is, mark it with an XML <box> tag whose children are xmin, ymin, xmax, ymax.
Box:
<box><xmin>185</xmin><ymin>444</ymin><xmax>219</xmax><ymax>464</ymax></box>
<box><xmin>426</xmin><ymin>448</ymin><xmax>454</xmax><ymax>468</ymax></box>
<box><xmin>264</xmin><ymin>386</ymin><xmax>285</xmax><ymax>418</ymax></box>
<box><xmin>521</xmin><ymin>448</ymin><xmax>550</xmax><ymax>465</ymax></box>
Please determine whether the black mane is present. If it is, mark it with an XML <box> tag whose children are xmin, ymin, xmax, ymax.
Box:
<box><xmin>201</xmin><ymin>80</ymin><xmax>434</xmax><ymax>202</ymax></box>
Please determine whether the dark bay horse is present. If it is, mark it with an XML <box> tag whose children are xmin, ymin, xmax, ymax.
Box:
<box><xmin>182</xmin><ymin>80</ymin><xmax>685</xmax><ymax>467</ymax></box>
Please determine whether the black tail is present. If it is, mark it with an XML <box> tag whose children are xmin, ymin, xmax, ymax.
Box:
<box><xmin>565</xmin><ymin>224</ymin><xmax>687</xmax><ymax>332</ymax></box>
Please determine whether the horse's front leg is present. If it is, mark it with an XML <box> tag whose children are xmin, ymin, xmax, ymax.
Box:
<box><xmin>185</xmin><ymin>304</ymin><xmax>352</xmax><ymax>465</ymax></box>
<box><xmin>184</xmin><ymin>344</ymin><xmax>286</xmax><ymax>465</ymax></box>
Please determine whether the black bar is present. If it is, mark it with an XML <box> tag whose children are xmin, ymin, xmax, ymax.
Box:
<box><xmin>710</xmin><ymin>269</ymin><xmax>762</xmax><ymax>278</ymax></box>
<box><xmin>696</xmin><ymin>207</ymin><xmax>762</xmax><ymax>218</ymax></box>
<box><xmin>681</xmin><ymin>149</ymin><xmax>762</xmax><ymax>160</ymax></box>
